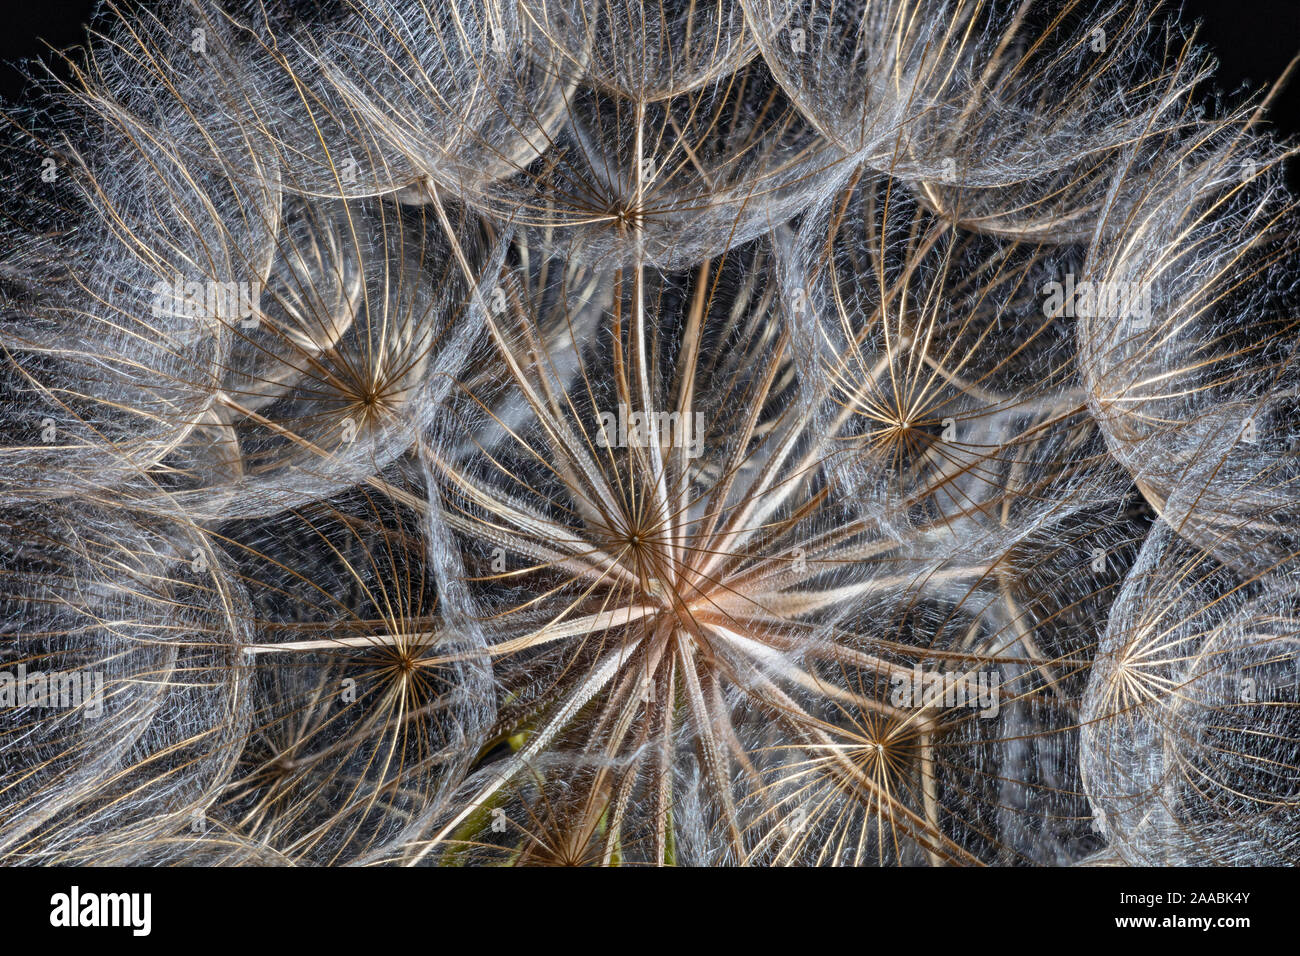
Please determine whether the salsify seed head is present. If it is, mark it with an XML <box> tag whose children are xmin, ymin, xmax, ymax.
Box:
<box><xmin>0</xmin><ymin>0</ymin><xmax>1297</xmax><ymax>866</ymax></box>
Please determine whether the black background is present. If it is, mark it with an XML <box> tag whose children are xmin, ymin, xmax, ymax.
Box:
<box><xmin>3</xmin><ymin>863</ymin><xmax>1287</xmax><ymax>942</ymax></box>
